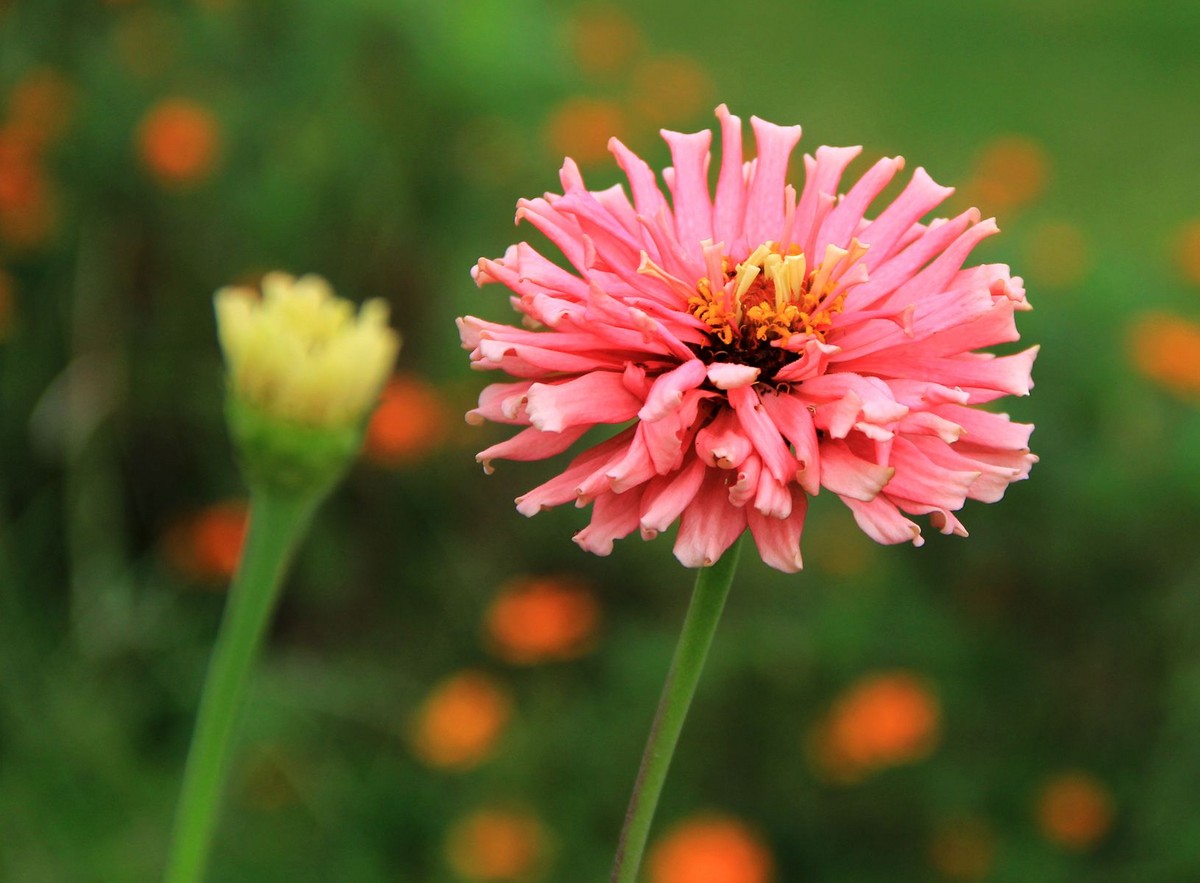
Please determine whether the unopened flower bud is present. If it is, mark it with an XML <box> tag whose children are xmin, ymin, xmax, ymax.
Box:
<box><xmin>215</xmin><ymin>272</ymin><xmax>400</xmax><ymax>493</ymax></box>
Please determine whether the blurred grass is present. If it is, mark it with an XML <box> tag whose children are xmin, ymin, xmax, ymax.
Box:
<box><xmin>1</xmin><ymin>0</ymin><xmax>1200</xmax><ymax>881</ymax></box>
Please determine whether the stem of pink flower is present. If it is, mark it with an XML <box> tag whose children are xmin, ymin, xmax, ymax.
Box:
<box><xmin>163</xmin><ymin>488</ymin><xmax>319</xmax><ymax>883</ymax></box>
<box><xmin>609</xmin><ymin>534</ymin><xmax>744</xmax><ymax>883</ymax></box>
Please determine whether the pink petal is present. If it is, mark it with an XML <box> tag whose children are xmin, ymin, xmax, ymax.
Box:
<box><xmin>525</xmin><ymin>371</ymin><xmax>644</xmax><ymax>432</ymax></box>
<box><xmin>707</xmin><ymin>362</ymin><xmax>760</xmax><ymax>389</ymax></box>
<box><xmin>843</xmin><ymin>209</ymin><xmax>980</xmax><ymax>313</ymax></box>
<box><xmin>695</xmin><ymin>407</ymin><xmax>754</xmax><ymax>469</ymax></box>
<box><xmin>662</xmin><ymin>128</ymin><xmax>714</xmax><ymax>257</ymax></box>
<box><xmin>758</xmin><ymin>391</ymin><xmax>820</xmax><ymax>495</ymax></box>
<box><xmin>818</xmin><ymin>440</ymin><xmax>895</xmax><ymax>502</ymax></box>
<box><xmin>640</xmin><ymin>456</ymin><xmax>708</xmax><ymax>538</ymax></box>
<box><xmin>816</xmin><ymin>156</ymin><xmax>906</xmax><ymax>252</ymax></box>
<box><xmin>476</xmin><ymin>424</ymin><xmax>590</xmax><ymax>473</ymax></box>
<box><xmin>515</xmin><ymin>197</ymin><xmax>587</xmax><ymax>271</ymax></box>
<box><xmin>791</xmin><ymin>145</ymin><xmax>862</xmax><ymax>255</ymax></box>
<box><xmin>642</xmin><ymin>388</ymin><xmax>710</xmax><ymax>474</ymax></box>
<box><xmin>838</xmin><ymin>345</ymin><xmax>1039</xmax><ymax>399</ymax></box>
<box><xmin>728</xmin><ymin>385</ymin><xmax>796</xmax><ymax>483</ymax></box>
<box><xmin>712</xmin><ymin>104</ymin><xmax>746</xmax><ymax>247</ymax></box>
<box><xmin>857</xmin><ymin>167</ymin><xmax>955</xmax><ymax>263</ymax></box>
<box><xmin>883</xmin><ymin>437</ymin><xmax>981</xmax><ymax>511</ymax></box>
<box><xmin>931</xmin><ymin>403</ymin><xmax>1034</xmax><ymax>450</ymax></box>
<box><xmin>468</xmin><ymin>380</ymin><xmax>535</xmax><ymax>426</ymax></box>
<box><xmin>674</xmin><ymin>468</ymin><xmax>748</xmax><ymax>567</ymax></box>
<box><xmin>639</xmin><ymin>359</ymin><xmax>709</xmax><ymax>421</ymax></box>
<box><xmin>728</xmin><ymin>453</ymin><xmax>762</xmax><ymax>508</ymax></box>
<box><xmin>841</xmin><ymin>494</ymin><xmax>925</xmax><ymax>546</ymax></box>
<box><xmin>754</xmin><ymin>473</ymin><xmax>794</xmax><ymax>520</ymax></box>
<box><xmin>609</xmin><ymin>137</ymin><xmax>672</xmax><ymax>220</ymax></box>
<box><xmin>604</xmin><ymin>428</ymin><xmax>660</xmax><ymax>494</ymax></box>
<box><xmin>747</xmin><ymin>487</ymin><xmax>808</xmax><ymax>572</ymax></box>
<box><xmin>574</xmin><ymin>487</ymin><xmax>644</xmax><ymax>556</ymax></box>
<box><xmin>515</xmin><ymin>430</ymin><xmax>634</xmax><ymax>515</ymax></box>
<box><xmin>743</xmin><ymin>116</ymin><xmax>804</xmax><ymax>247</ymax></box>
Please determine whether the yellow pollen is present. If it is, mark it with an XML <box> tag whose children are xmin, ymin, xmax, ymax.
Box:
<box><xmin>688</xmin><ymin>240</ymin><xmax>862</xmax><ymax>352</ymax></box>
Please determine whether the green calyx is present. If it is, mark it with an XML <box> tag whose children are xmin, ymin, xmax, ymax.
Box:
<box><xmin>225</xmin><ymin>394</ymin><xmax>364</xmax><ymax>497</ymax></box>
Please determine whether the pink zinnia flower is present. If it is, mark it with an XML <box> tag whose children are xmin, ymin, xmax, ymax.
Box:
<box><xmin>460</xmin><ymin>106</ymin><xmax>1037</xmax><ymax>572</ymax></box>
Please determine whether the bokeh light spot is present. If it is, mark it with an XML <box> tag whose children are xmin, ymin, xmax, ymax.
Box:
<box><xmin>1035</xmin><ymin>771</ymin><xmax>1115</xmax><ymax>851</ymax></box>
<box><xmin>445</xmin><ymin>807</ymin><xmax>548</xmax><ymax>881</ymax></box>
<box><xmin>484</xmin><ymin>575</ymin><xmax>600</xmax><ymax>665</ymax></box>
<box><xmin>648</xmin><ymin>815</ymin><xmax>774</xmax><ymax>883</ymax></box>
<box><xmin>410</xmin><ymin>671</ymin><xmax>512</xmax><ymax>771</ymax></box>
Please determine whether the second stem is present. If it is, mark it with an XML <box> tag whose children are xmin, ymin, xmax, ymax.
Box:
<box><xmin>163</xmin><ymin>488</ymin><xmax>318</xmax><ymax>883</ymax></box>
<box><xmin>610</xmin><ymin>534</ymin><xmax>744</xmax><ymax>883</ymax></box>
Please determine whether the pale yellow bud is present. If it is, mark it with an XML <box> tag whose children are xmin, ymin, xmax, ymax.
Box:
<box><xmin>215</xmin><ymin>272</ymin><xmax>400</xmax><ymax>430</ymax></box>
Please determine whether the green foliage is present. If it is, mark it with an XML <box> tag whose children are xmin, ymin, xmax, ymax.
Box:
<box><xmin>2</xmin><ymin>0</ymin><xmax>1200</xmax><ymax>880</ymax></box>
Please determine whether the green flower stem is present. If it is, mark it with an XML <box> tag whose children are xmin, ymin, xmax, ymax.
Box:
<box><xmin>610</xmin><ymin>534</ymin><xmax>744</xmax><ymax>883</ymax></box>
<box><xmin>164</xmin><ymin>487</ymin><xmax>320</xmax><ymax>883</ymax></box>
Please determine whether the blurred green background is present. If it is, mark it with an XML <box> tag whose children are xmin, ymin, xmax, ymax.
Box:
<box><xmin>3</xmin><ymin>0</ymin><xmax>1200</xmax><ymax>880</ymax></box>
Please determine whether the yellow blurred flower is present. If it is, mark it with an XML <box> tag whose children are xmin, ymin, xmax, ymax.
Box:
<box><xmin>215</xmin><ymin>272</ymin><xmax>400</xmax><ymax>430</ymax></box>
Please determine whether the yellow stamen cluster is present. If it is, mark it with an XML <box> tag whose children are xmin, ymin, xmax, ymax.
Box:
<box><xmin>688</xmin><ymin>240</ymin><xmax>866</xmax><ymax>351</ymax></box>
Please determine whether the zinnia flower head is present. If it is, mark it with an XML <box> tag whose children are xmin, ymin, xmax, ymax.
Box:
<box><xmin>461</xmin><ymin>106</ymin><xmax>1037</xmax><ymax>572</ymax></box>
<box><xmin>216</xmin><ymin>272</ymin><xmax>399</xmax><ymax>431</ymax></box>
<box><xmin>216</xmin><ymin>272</ymin><xmax>400</xmax><ymax>493</ymax></box>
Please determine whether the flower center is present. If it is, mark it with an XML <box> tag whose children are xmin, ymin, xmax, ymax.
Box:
<box><xmin>686</xmin><ymin>240</ymin><xmax>866</xmax><ymax>377</ymax></box>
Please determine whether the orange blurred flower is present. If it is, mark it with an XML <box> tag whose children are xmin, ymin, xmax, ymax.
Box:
<box><xmin>629</xmin><ymin>54</ymin><xmax>712</xmax><ymax>128</ymax></box>
<box><xmin>410</xmin><ymin>671</ymin><xmax>512</xmax><ymax>771</ymax></box>
<box><xmin>647</xmin><ymin>815</ymin><xmax>774</xmax><ymax>883</ymax></box>
<box><xmin>0</xmin><ymin>269</ymin><xmax>13</xmax><ymax>340</ymax></box>
<box><xmin>163</xmin><ymin>499</ymin><xmax>248</xmax><ymax>584</ymax></box>
<box><xmin>445</xmin><ymin>807</ymin><xmax>548</xmax><ymax>881</ymax></box>
<box><xmin>1035</xmin><ymin>770</ymin><xmax>1114</xmax><ymax>851</ymax></box>
<box><xmin>965</xmin><ymin>135</ymin><xmax>1050</xmax><ymax>215</ymax></box>
<box><xmin>928</xmin><ymin>817</ymin><xmax>997</xmax><ymax>881</ymax></box>
<box><xmin>484</xmin><ymin>575</ymin><xmax>600</xmax><ymax>665</ymax></box>
<box><xmin>8</xmin><ymin>67</ymin><xmax>74</xmax><ymax>150</ymax></box>
<box><xmin>363</xmin><ymin>372</ymin><xmax>450</xmax><ymax>467</ymax></box>
<box><xmin>137</xmin><ymin>98</ymin><xmax>220</xmax><ymax>186</ymax></box>
<box><xmin>809</xmin><ymin>670</ymin><xmax>940</xmax><ymax>782</ymax></box>
<box><xmin>0</xmin><ymin>128</ymin><xmax>55</xmax><ymax>249</ymax></box>
<box><xmin>566</xmin><ymin>4</ymin><xmax>644</xmax><ymax>81</ymax></box>
<box><xmin>1022</xmin><ymin>220</ymin><xmax>1091</xmax><ymax>289</ymax></box>
<box><xmin>1173</xmin><ymin>219</ymin><xmax>1200</xmax><ymax>285</ymax></box>
<box><xmin>1129</xmin><ymin>311</ymin><xmax>1200</xmax><ymax>399</ymax></box>
<box><xmin>543</xmin><ymin>97</ymin><xmax>626</xmax><ymax>167</ymax></box>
